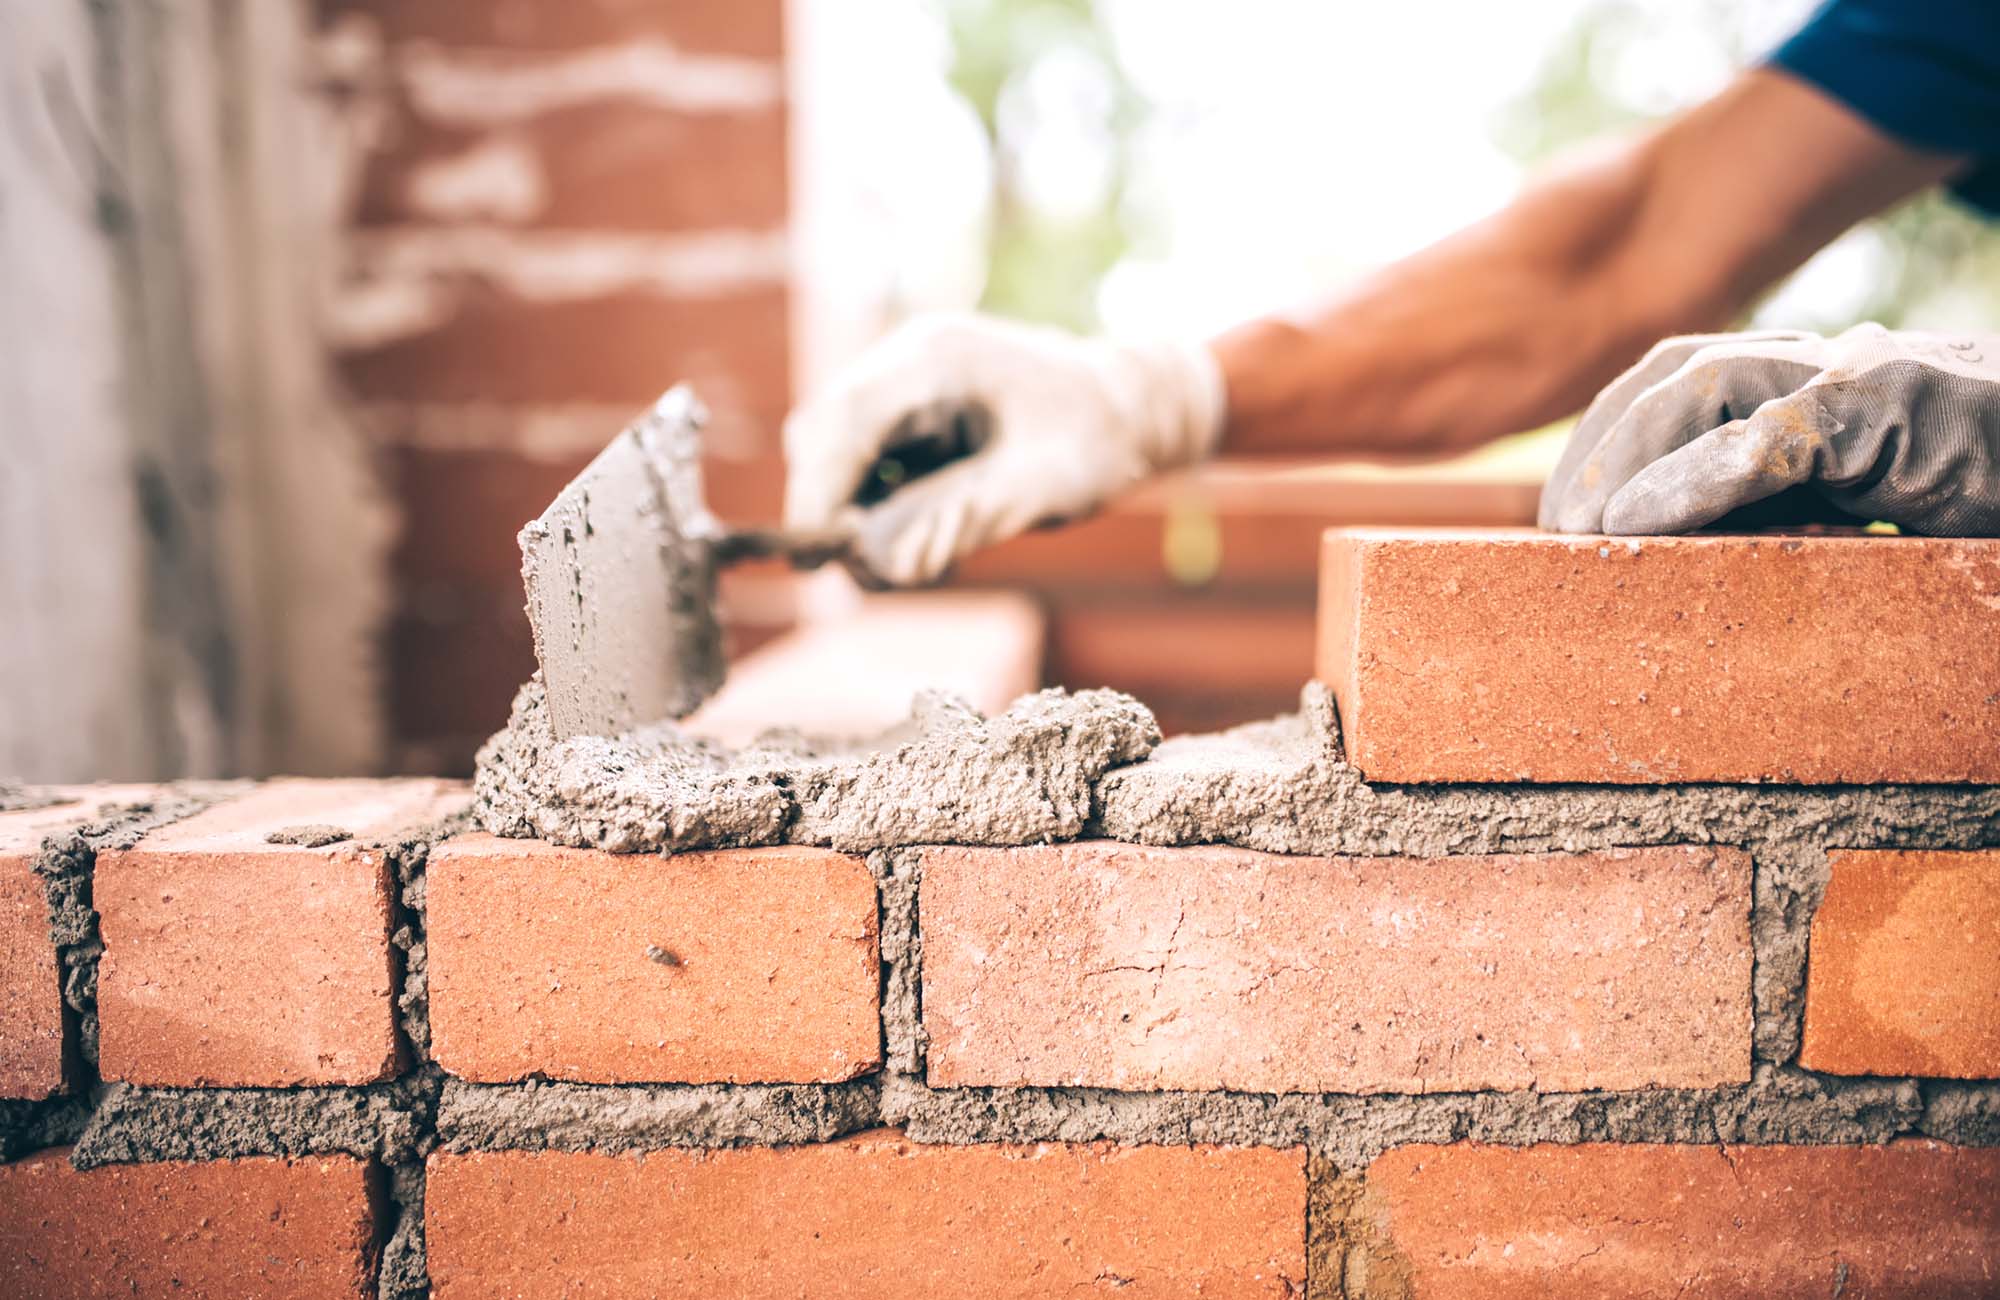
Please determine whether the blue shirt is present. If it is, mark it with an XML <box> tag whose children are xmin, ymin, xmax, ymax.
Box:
<box><xmin>1768</xmin><ymin>0</ymin><xmax>2000</xmax><ymax>214</ymax></box>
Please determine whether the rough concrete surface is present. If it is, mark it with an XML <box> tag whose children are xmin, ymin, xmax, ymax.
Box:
<box><xmin>877</xmin><ymin>1067</ymin><xmax>1950</xmax><ymax>1171</ymax></box>
<box><xmin>70</xmin><ymin>1074</ymin><xmax>438</xmax><ymax>1168</ymax></box>
<box><xmin>265</xmin><ymin>823</ymin><xmax>353</xmax><ymax>846</ymax></box>
<box><xmin>474</xmin><ymin>675</ymin><xmax>1159</xmax><ymax>853</ymax></box>
<box><xmin>377</xmin><ymin>1161</ymin><xmax>428</xmax><ymax>1300</ymax></box>
<box><xmin>435</xmin><ymin>1078</ymin><xmax>881</xmax><ymax>1153</ymax></box>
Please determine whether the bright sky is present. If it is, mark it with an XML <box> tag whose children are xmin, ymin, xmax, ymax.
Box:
<box><xmin>792</xmin><ymin>0</ymin><xmax>1824</xmax><ymax>379</ymax></box>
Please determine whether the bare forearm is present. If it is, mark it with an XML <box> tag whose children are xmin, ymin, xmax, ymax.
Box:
<box><xmin>1213</xmin><ymin>69</ymin><xmax>1964</xmax><ymax>459</ymax></box>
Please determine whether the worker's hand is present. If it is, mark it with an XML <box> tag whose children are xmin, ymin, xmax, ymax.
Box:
<box><xmin>1539</xmin><ymin>323</ymin><xmax>2000</xmax><ymax>535</ymax></box>
<box><xmin>783</xmin><ymin>313</ymin><xmax>1226</xmax><ymax>585</ymax></box>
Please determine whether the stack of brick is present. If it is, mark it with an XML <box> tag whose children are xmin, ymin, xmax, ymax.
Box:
<box><xmin>3</xmin><ymin>529</ymin><xmax>1997</xmax><ymax>1297</ymax></box>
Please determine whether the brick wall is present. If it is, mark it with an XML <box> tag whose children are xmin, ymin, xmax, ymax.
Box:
<box><xmin>314</xmin><ymin>0</ymin><xmax>794</xmax><ymax>774</ymax></box>
<box><xmin>4</xmin><ymin>528</ymin><xmax>1996</xmax><ymax>1296</ymax></box>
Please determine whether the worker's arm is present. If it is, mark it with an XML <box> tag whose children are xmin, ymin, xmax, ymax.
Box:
<box><xmin>1213</xmin><ymin>68</ymin><xmax>1963</xmax><ymax>458</ymax></box>
<box><xmin>783</xmin><ymin>68</ymin><xmax>1965</xmax><ymax>586</ymax></box>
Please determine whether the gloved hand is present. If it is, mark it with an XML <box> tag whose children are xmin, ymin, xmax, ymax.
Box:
<box><xmin>1539</xmin><ymin>323</ymin><xmax>2000</xmax><ymax>536</ymax></box>
<box><xmin>783</xmin><ymin>313</ymin><xmax>1227</xmax><ymax>585</ymax></box>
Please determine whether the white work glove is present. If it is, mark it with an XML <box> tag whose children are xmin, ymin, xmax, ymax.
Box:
<box><xmin>1539</xmin><ymin>323</ymin><xmax>2000</xmax><ymax>536</ymax></box>
<box><xmin>783</xmin><ymin>313</ymin><xmax>1227</xmax><ymax>585</ymax></box>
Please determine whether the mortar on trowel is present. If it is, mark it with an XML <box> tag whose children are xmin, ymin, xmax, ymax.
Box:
<box><xmin>520</xmin><ymin>385</ymin><xmax>982</xmax><ymax>740</ymax></box>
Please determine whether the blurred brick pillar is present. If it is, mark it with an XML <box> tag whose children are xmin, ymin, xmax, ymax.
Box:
<box><xmin>316</xmin><ymin>1</ymin><xmax>792</xmax><ymax>773</ymax></box>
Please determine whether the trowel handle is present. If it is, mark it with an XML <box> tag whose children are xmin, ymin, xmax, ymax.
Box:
<box><xmin>851</xmin><ymin>404</ymin><xmax>992</xmax><ymax>507</ymax></box>
<box><xmin>710</xmin><ymin>527</ymin><xmax>850</xmax><ymax>570</ymax></box>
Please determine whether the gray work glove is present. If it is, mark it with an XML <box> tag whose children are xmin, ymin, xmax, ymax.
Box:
<box><xmin>1539</xmin><ymin>323</ymin><xmax>2000</xmax><ymax>536</ymax></box>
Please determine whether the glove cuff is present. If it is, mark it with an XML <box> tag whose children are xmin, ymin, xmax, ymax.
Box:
<box><xmin>1114</xmin><ymin>337</ymin><xmax>1230</xmax><ymax>473</ymax></box>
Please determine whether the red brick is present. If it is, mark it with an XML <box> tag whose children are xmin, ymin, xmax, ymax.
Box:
<box><xmin>95</xmin><ymin>779</ymin><xmax>468</xmax><ymax>1087</ymax></box>
<box><xmin>1046</xmin><ymin>599</ymin><xmax>1314</xmax><ymax>712</ymax></box>
<box><xmin>923</xmin><ymin>842</ymin><xmax>1750</xmax><ymax>1094</ymax></box>
<box><xmin>357</xmin><ymin>101</ymin><xmax>787</xmax><ymax>232</ymax></box>
<box><xmin>1317</xmin><ymin>528</ymin><xmax>2000</xmax><ymax>783</ymax></box>
<box><xmin>318</xmin><ymin>0</ymin><xmax>784</xmax><ymax>58</ymax></box>
<box><xmin>957</xmin><ymin>467</ymin><xmax>1539</xmax><ymax>591</ymax></box>
<box><xmin>335</xmin><ymin>281</ymin><xmax>789</xmax><ymax>409</ymax></box>
<box><xmin>1354</xmin><ymin>1141</ymin><xmax>2000</xmax><ymax>1299</ymax></box>
<box><xmin>0</xmin><ymin>788</ymin><xmax>162</xmax><ymax>1099</ymax></box>
<box><xmin>426</xmin><ymin>836</ymin><xmax>879</xmax><ymax>1083</ymax></box>
<box><xmin>426</xmin><ymin>1133</ymin><xmax>1304</xmax><ymax>1298</ymax></box>
<box><xmin>1800</xmin><ymin>850</ymin><xmax>2000</xmax><ymax>1078</ymax></box>
<box><xmin>686</xmin><ymin>593</ymin><xmax>1044</xmax><ymax>747</ymax></box>
<box><xmin>0</xmin><ymin>1149</ymin><xmax>380</xmax><ymax>1299</ymax></box>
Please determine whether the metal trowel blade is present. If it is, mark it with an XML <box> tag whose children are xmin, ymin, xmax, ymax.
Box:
<box><xmin>519</xmin><ymin>386</ymin><xmax>728</xmax><ymax>740</ymax></box>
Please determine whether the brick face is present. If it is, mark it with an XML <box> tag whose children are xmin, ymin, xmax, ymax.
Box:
<box><xmin>357</xmin><ymin>101</ymin><xmax>788</xmax><ymax>232</ymax></box>
<box><xmin>922</xmin><ymin>842</ymin><xmax>1751</xmax><ymax>1094</ymax></box>
<box><xmin>426</xmin><ymin>836</ymin><xmax>880</xmax><ymax>1083</ymax></box>
<box><xmin>426</xmin><ymin>1134</ymin><xmax>1305</xmax><ymax>1298</ymax></box>
<box><xmin>95</xmin><ymin>779</ymin><xmax>466</xmax><ymax>1087</ymax></box>
<box><xmin>0</xmin><ymin>861</ymin><xmax>62</xmax><ymax>1101</ymax></box>
<box><xmin>335</xmin><ymin>281</ymin><xmax>789</xmax><ymax>409</ymax></box>
<box><xmin>0</xmin><ymin>788</ymin><xmax>164</xmax><ymax>1100</ymax></box>
<box><xmin>1317</xmin><ymin>528</ymin><xmax>2000</xmax><ymax>783</ymax></box>
<box><xmin>0</xmin><ymin>1150</ymin><xmax>380</xmax><ymax>1300</ymax></box>
<box><xmin>1801</xmin><ymin>849</ymin><xmax>2000</xmax><ymax>1078</ymax></box>
<box><xmin>1354</xmin><ymin>1142</ymin><xmax>2000</xmax><ymax>1299</ymax></box>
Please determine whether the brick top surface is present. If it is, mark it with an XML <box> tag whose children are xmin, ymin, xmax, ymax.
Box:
<box><xmin>0</xmin><ymin>785</ymin><xmax>164</xmax><ymax>857</ymax></box>
<box><xmin>128</xmin><ymin>778</ymin><xmax>467</xmax><ymax>855</ymax></box>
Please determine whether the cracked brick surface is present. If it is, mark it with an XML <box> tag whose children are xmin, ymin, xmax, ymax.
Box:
<box><xmin>920</xmin><ymin>842</ymin><xmax>1752</xmax><ymax>1094</ymax></box>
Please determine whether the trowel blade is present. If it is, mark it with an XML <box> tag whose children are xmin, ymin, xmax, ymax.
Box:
<box><xmin>519</xmin><ymin>387</ymin><xmax>727</xmax><ymax>740</ymax></box>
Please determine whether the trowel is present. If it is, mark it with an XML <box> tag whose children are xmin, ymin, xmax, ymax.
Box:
<box><xmin>519</xmin><ymin>385</ymin><xmax>982</xmax><ymax>740</ymax></box>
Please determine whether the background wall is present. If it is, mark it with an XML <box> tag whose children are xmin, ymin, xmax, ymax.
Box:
<box><xmin>8</xmin><ymin>0</ymin><xmax>1999</xmax><ymax>780</ymax></box>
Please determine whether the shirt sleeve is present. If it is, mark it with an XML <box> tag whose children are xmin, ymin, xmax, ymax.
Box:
<box><xmin>1767</xmin><ymin>0</ymin><xmax>2000</xmax><ymax>214</ymax></box>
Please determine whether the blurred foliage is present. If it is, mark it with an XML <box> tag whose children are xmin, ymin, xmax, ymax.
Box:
<box><xmin>936</xmin><ymin>0</ymin><xmax>1147</xmax><ymax>331</ymax></box>
<box><xmin>1497</xmin><ymin>0</ymin><xmax>2000</xmax><ymax>332</ymax></box>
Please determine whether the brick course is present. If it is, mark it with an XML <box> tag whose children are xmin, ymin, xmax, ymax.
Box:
<box><xmin>426</xmin><ymin>837</ymin><xmax>880</xmax><ymax>1083</ymax></box>
<box><xmin>1801</xmin><ymin>849</ymin><xmax>2000</xmax><ymax>1078</ymax></box>
<box><xmin>94</xmin><ymin>779</ymin><xmax>465</xmax><ymax>1088</ymax></box>
<box><xmin>922</xmin><ymin>842</ymin><xmax>1752</xmax><ymax>1094</ymax></box>
<box><xmin>356</xmin><ymin>101</ymin><xmax>788</xmax><ymax>232</ymax></box>
<box><xmin>1353</xmin><ymin>1141</ymin><xmax>2000</xmax><ymax>1299</ymax></box>
<box><xmin>1317</xmin><ymin>528</ymin><xmax>2000</xmax><ymax>783</ymax></box>
<box><xmin>334</xmin><ymin>281</ymin><xmax>789</xmax><ymax>409</ymax></box>
<box><xmin>0</xmin><ymin>1150</ymin><xmax>380</xmax><ymax>1299</ymax></box>
<box><xmin>425</xmin><ymin>1133</ymin><xmax>1305</xmax><ymax>1298</ymax></box>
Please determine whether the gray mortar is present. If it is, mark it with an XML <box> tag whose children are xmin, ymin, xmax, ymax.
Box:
<box><xmin>1097</xmin><ymin>684</ymin><xmax>2000</xmax><ymax>860</ymax></box>
<box><xmin>375</xmin><ymin>808</ymin><xmax>471</xmax><ymax>1065</ymax></box>
<box><xmin>376</xmin><ymin>1162</ymin><xmax>429</xmax><ymax>1300</ymax></box>
<box><xmin>266</xmin><ymin>823</ymin><xmax>352</xmax><ymax>846</ymax></box>
<box><xmin>0</xmin><ymin>1093</ymin><xmax>93</xmax><ymax>1162</ymax></box>
<box><xmin>70</xmin><ymin>1073</ymin><xmax>440</xmax><ymax>1168</ymax></box>
<box><xmin>872</xmin><ymin>850</ymin><xmax>926</xmax><ymax>1075</ymax></box>
<box><xmin>877</xmin><ymin>1067</ymin><xmax>1974</xmax><ymax>1171</ymax></box>
<box><xmin>473</xmin><ymin>675</ymin><xmax>1158</xmax><ymax>854</ymax></box>
<box><xmin>435</xmin><ymin>1078</ymin><xmax>881</xmax><ymax>1153</ymax></box>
